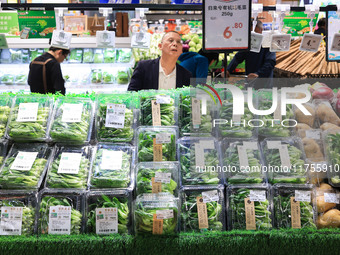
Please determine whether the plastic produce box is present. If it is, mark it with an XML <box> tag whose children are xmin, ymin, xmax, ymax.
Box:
<box><xmin>85</xmin><ymin>189</ymin><xmax>132</xmax><ymax>235</ymax></box>
<box><xmin>178</xmin><ymin>137</ymin><xmax>222</xmax><ymax>186</ymax></box>
<box><xmin>6</xmin><ymin>95</ymin><xmax>53</xmax><ymax>142</ymax></box>
<box><xmin>116</xmin><ymin>69</ymin><xmax>130</xmax><ymax>85</ymax></box>
<box><xmin>323</xmin><ymin>130</ymin><xmax>340</xmax><ymax>187</ymax></box>
<box><xmin>0</xmin><ymin>143</ymin><xmax>52</xmax><ymax>190</ymax></box>
<box><xmin>180</xmin><ymin>185</ymin><xmax>225</xmax><ymax>232</ymax></box>
<box><xmin>9</xmin><ymin>49</ymin><xmax>23</xmax><ymax>64</ymax></box>
<box><xmin>95</xmin><ymin>93</ymin><xmax>136</xmax><ymax>143</ymax></box>
<box><xmin>222</xmin><ymin>138</ymin><xmax>266</xmax><ymax>184</ymax></box>
<box><xmin>104</xmin><ymin>48</ymin><xmax>116</xmax><ymax>63</ymax></box>
<box><xmin>135</xmin><ymin>162</ymin><xmax>180</xmax><ymax>196</ymax></box>
<box><xmin>227</xmin><ymin>184</ymin><xmax>272</xmax><ymax>231</ymax></box>
<box><xmin>272</xmin><ymin>184</ymin><xmax>316</xmax><ymax>229</ymax></box>
<box><xmin>134</xmin><ymin>193</ymin><xmax>179</xmax><ymax>236</ymax></box>
<box><xmin>137</xmin><ymin>126</ymin><xmax>178</xmax><ymax>162</ymax></box>
<box><xmin>140</xmin><ymin>91</ymin><xmax>178</xmax><ymax>126</ymax></box>
<box><xmin>0</xmin><ymin>139</ymin><xmax>8</xmax><ymax>166</ymax></box>
<box><xmin>45</xmin><ymin>145</ymin><xmax>93</xmax><ymax>190</ymax></box>
<box><xmin>89</xmin><ymin>143</ymin><xmax>134</xmax><ymax>189</ymax></box>
<box><xmin>91</xmin><ymin>69</ymin><xmax>103</xmax><ymax>84</ymax></box>
<box><xmin>102</xmin><ymin>71</ymin><xmax>115</xmax><ymax>84</ymax></box>
<box><xmin>48</xmin><ymin>97</ymin><xmax>94</xmax><ymax>144</ymax></box>
<box><xmin>29</xmin><ymin>49</ymin><xmax>44</xmax><ymax>61</ymax></box>
<box><xmin>14</xmin><ymin>73</ymin><xmax>28</xmax><ymax>85</ymax></box>
<box><xmin>69</xmin><ymin>49</ymin><xmax>83</xmax><ymax>63</ymax></box>
<box><xmin>82</xmin><ymin>48</ymin><xmax>94</xmax><ymax>63</ymax></box>
<box><xmin>116</xmin><ymin>48</ymin><xmax>132</xmax><ymax>63</ymax></box>
<box><xmin>0</xmin><ymin>95</ymin><xmax>12</xmax><ymax>139</ymax></box>
<box><xmin>22</xmin><ymin>49</ymin><xmax>30</xmax><ymax>64</ymax></box>
<box><xmin>0</xmin><ymin>190</ymin><xmax>38</xmax><ymax>236</ymax></box>
<box><xmin>93</xmin><ymin>49</ymin><xmax>104</xmax><ymax>63</ymax></box>
<box><xmin>1</xmin><ymin>49</ymin><xmax>12</xmax><ymax>64</ymax></box>
<box><xmin>37</xmin><ymin>189</ymin><xmax>84</xmax><ymax>235</ymax></box>
<box><xmin>1</xmin><ymin>74</ymin><xmax>15</xmax><ymax>85</ymax></box>
<box><xmin>261</xmin><ymin>137</ymin><xmax>307</xmax><ymax>184</ymax></box>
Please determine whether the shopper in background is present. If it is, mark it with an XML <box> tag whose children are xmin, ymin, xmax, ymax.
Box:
<box><xmin>314</xmin><ymin>18</ymin><xmax>326</xmax><ymax>37</ymax></box>
<box><xmin>128</xmin><ymin>31</ymin><xmax>192</xmax><ymax>91</ymax></box>
<box><xmin>28</xmin><ymin>46</ymin><xmax>70</xmax><ymax>95</ymax></box>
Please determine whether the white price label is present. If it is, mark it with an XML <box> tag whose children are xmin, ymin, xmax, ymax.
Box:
<box><xmin>250</xmin><ymin>32</ymin><xmax>264</xmax><ymax>53</ymax></box>
<box><xmin>324</xmin><ymin>193</ymin><xmax>339</xmax><ymax>204</ymax></box>
<box><xmin>96</xmin><ymin>207</ymin><xmax>118</xmax><ymax>235</ymax></box>
<box><xmin>305</xmin><ymin>130</ymin><xmax>321</xmax><ymax>140</ymax></box>
<box><xmin>267</xmin><ymin>141</ymin><xmax>291</xmax><ymax>168</ymax></box>
<box><xmin>294</xmin><ymin>190</ymin><xmax>311</xmax><ymax>202</ymax></box>
<box><xmin>156</xmin><ymin>95</ymin><xmax>171</xmax><ymax>104</ymax></box>
<box><xmin>156</xmin><ymin>209</ymin><xmax>173</xmax><ymax>219</ymax></box>
<box><xmin>48</xmin><ymin>206</ymin><xmax>71</xmax><ymax>235</ymax></box>
<box><xmin>0</xmin><ymin>207</ymin><xmax>23</xmax><ymax>236</ymax></box>
<box><xmin>10</xmin><ymin>152</ymin><xmax>38</xmax><ymax>171</ymax></box>
<box><xmin>154</xmin><ymin>172</ymin><xmax>171</xmax><ymax>184</ymax></box>
<box><xmin>131</xmin><ymin>32</ymin><xmax>151</xmax><ymax>49</ymax></box>
<box><xmin>101</xmin><ymin>150</ymin><xmax>123</xmax><ymax>170</ymax></box>
<box><xmin>105</xmin><ymin>104</ymin><xmax>126</xmax><ymax>129</ymax></box>
<box><xmin>300</xmin><ymin>33</ymin><xmax>322</xmax><ymax>52</ymax></box>
<box><xmin>330</xmin><ymin>33</ymin><xmax>340</xmax><ymax>52</ymax></box>
<box><xmin>61</xmin><ymin>103</ymin><xmax>83</xmax><ymax>123</ymax></box>
<box><xmin>202</xmin><ymin>190</ymin><xmax>219</xmax><ymax>203</ymax></box>
<box><xmin>249</xmin><ymin>190</ymin><xmax>266</xmax><ymax>202</ymax></box>
<box><xmin>270</xmin><ymin>34</ymin><xmax>291</xmax><ymax>52</ymax></box>
<box><xmin>156</xmin><ymin>133</ymin><xmax>171</xmax><ymax>144</ymax></box>
<box><xmin>16</xmin><ymin>103</ymin><xmax>39</xmax><ymax>122</ymax></box>
<box><xmin>57</xmin><ymin>152</ymin><xmax>82</xmax><ymax>174</ymax></box>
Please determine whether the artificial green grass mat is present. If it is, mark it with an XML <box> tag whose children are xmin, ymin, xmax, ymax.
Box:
<box><xmin>1</xmin><ymin>229</ymin><xmax>340</xmax><ymax>255</ymax></box>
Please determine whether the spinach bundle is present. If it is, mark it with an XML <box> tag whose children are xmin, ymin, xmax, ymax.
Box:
<box><xmin>0</xmin><ymin>96</ymin><xmax>11</xmax><ymax>138</ymax></box>
<box><xmin>325</xmin><ymin>132</ymin><xmax>340</xmax><ymax>185</ymax></box>
<box><xmin>49</xmin><ymin>98</ymin><xmax>93</xmax><ymax>144</ymax></box>
<box><xmin>87</xmin><ymin>194</ymin><xmax>129</xmax><ymax>234</ymax></box>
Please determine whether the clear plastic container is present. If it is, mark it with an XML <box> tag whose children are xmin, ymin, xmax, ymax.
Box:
<box><xmin>0</xmin><ymin>139</ymin><xmax>8</xmax><ymax>166</ymax></box>
<box><xmin>93</xmin><ymin>49</ymin><xmax>104</xmax><ymax>63</ymax></box>
<box><xmin>82</xmin><ymin>48</ymin><xmax>94</xmax><ymax>63</ymax></box>
<box><xmin>0</xmin><ymin>95</ymin><xmax>12</xmax><ymax>139</ymax></box>
<box><xmin>323</xmin><ymin>130</ymin><xmax>340</xmax><ymax>187</ymax></box>
<box><xmin>21</xmin><ymin>49</ymin><xmax>30</xmax><ymax>64</ymax></box>
<box><xmin>102</xmin><ymin>71</ymin><xmax>115</xmax><ymax>84</ymax></box>
<box><xmin>69</xmin><ymin>48</ymin><xmax>83</xmax><ymax>63</ymax></box>
<box><xmin>116</xmin><ymin>48</ymin><xmax>132</xmax><ymax>63</ymax></box>
<box><xmin>103</xmin><ymin>48</ymin><xmax>116</xmax><ymax>63</ymax></box>
<box><xmin>91</xmin><ymin>69</ymin><xmax>103</xmax><ymax>84</ymax></box>
<box><xmin>29</xmin><ymin>48</ymin><xmax>44</xmax><ymax>61</ymax></box>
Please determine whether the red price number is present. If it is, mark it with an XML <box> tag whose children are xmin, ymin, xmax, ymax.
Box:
<box><xmin>223</xmin><ymin>23</ymin><xmax>243</xmax><ymax>39</ymax></box>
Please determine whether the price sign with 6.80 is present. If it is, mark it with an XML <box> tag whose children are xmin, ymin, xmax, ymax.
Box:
<box><xmin>203</xmin><ymin>0</ymin><xmax>251</xmax><ymax>51</ymax></box>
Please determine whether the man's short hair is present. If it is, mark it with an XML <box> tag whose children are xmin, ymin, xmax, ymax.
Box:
<box><xmin>49</xmin><ymin>47</ymin><xmax>70</xmax><ymax>56</ymax></box>
<box><xmin>255</xmin><ymin>20</ymin><xmax>263</xmax><ymax>30</ymax></box>
<box><xmin>317</xmin><ymin>18</ymin><xmax>326</xmax><ymax>27</ymax></box>
<box><xmin>161</xmin><ymin>31</ymin><xmax>181</xmax><ymax>43</ymax></box>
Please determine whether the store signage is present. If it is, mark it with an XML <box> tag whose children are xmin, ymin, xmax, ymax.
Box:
<box><xmin>326</xmin><ymin>11</ymin><xmax>340</xmax><ymax>61</ymax></box>
<box><xmin>300</xmin><ymin>33</ymin><xmax>322</xmax><ymax>52</ymax></box>
<box><xmin>0</xmin><ymin>11</ymin><xmax>20</xmax><ymax>38</ymax></box>
<box><xmin>330</xmin><ymin>33</ymin><xmax>340</xmax><ymax>52</ymax></box>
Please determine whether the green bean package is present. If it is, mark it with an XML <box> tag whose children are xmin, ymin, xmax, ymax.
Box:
<box><xmin>38</xmin><ymin>189</ymin><xmax>83</xmax><ymax>235</ymax></box>
<box><xmin>0</xmin><ymin>143</ymin><xmax>52</xmax><ymax>190</ymax></box>
<box><xmin>324</xmin><ymin>131</ymin><xmax>340</xmax><ymax>186</ymax></box>
<box><xmin>0</xmin><ymin>139</ymin><xmax>8</xmax><ymax>167</ymax></box>
<box><xmin>6</xmin><ymin>95</ymin><xmax>53</xmax><ymax>142</ymax></box>
<box><xmin>48</xmin><ymin>97</ymin><xmax>94</xmax><ymax>144</ymax></box>
<box><xmin>45</xmin><ymin>145</ymin><xmax>92</xmax><ymax>190</ymax></box>
<box><xmin>0</xmin><ymin>95</ymin><xmax>12</xmax><ymax>139</ymax></box>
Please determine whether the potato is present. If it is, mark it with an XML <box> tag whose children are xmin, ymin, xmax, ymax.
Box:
<box><xmin>316</xmin><ymin>103</ymin><xmax>340</xmax><ymax>126</ymax></box>
<box><xmin>320</xmin><ymin>123</ymin><xmax>340</xmax><ymax>131</ymax></box>
<box><xmin>295</xmin><ymin>123</ymin><xmax>311</xmax><ymax>138</ymax></box>
<box><xmin>318</xmin><ymin>183</ymin><xmax>333</xmax><ymax>190</ymax></box>
<box><xmin>317</xmin><ymin>209</ymin><xmax>340</xmax><ymax>228</ymax></box>
<box><xmin>302</xmin><ymin>137</ymin><xmax>324</xmax><ymax>160</ymax></box>
<box><xmin>316</xmin><ymin>195</ymin><xmax>336</xmax><ymax>213</ymax></box>
<box><xmin>295</xmin><ymin>104</ymin><xmax>315</xmax><ymax>127</ymax></box>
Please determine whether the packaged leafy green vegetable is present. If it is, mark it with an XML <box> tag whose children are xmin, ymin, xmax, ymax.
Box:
<box><xmin>116</xmin><ymin>48</ymin><xmax>132</xmax><ymax>63</ymax></box>
<box><xmin>0</xmin><ymin>143</ymin><xmax>52</xmax><ymax>190</ymax></box>
<box><xmin>95</xmin><ymin>93</ymin><xmax>135</xmax><ymax>143</ymax></box>
<box><xmin>181</xmin><ymin>186</ymin><xmax>224</xmax><ymax>232</ymax></box>
<box><xmin>29</xmin><ymin>49</ymin><xmax>44</xmax><ymax>61</ymax></box>
<box><xmin>324</xmin><ymin>131</ymin><xmax>340</xmax><ymax>186</ymax></box>
<box><xmin>116</xmin><ymin>70</ymin><xmax>129</xmax><ymax>84</ymax></box>
<box><xmin>0</xmin><ymin>139</ymin><xmax>8</xmax><ymax>166</ymax></box>
<box><xmin>222</xmin><ymin>139</ymin><xmax>265</xmax><ymax>184</ymax></box>
<box><xmin>273</xmin><ymin>184</ymin><xmax>316</xmax><ymax>229</ymax></box>
<box><xmin>15</xmin><ymin>74</ymin><xmax>28</xmax><ymax>85</ymax></box>
<box><xmin>1</xmin><ymin>49</ymin><xmax>12</xmax><ymax>64</ymax></box>
<box><xmin>102</xmin><ymin>71</ymin><xmax>114</xmax><ymax>84</ymax></box>
<box><xmin>227</xmin><ymin>184</ymin><xmax>272</xmax><ymax>230</ymax></box>
<box><xmin>0</xmin><ymin>191</ymin><xmax>37</xmax><ymax>236</ymax></box>
<box><xmin>1</xmin><ymin>74</ymin><xmax>15</xmax><ymax>85</ymax></box>
<box><xmin>69</xmin><ymin>49</ymin><xmax>83</xmax><ymax>63</ymax></box>
<box><xmin>91</xmin><ymin>69</ymin><xmax>102</xmax><ymax>84</ymax></box>
<box><xmin>83</xmin><ymin>49</ymin><xmax>94</xmax><ymax>63</ymax></box>
<box><xmin>22</xmin><ymin>49</ymin><xmax>30</xmax><ymax>63</ymax></box>
<box><xmin>136</xmin><ymin>162</ymin><xmax>179</xmax><ymax>196</ymax></box>
<box><xmin>94</xmin><ymin>49</ymin><xmax>104</xmax><ymax>63</ymax></box>
<box><xmin>179</xmin><ymin>137</ymin><xmax>222</xmax><ymax>185</ymax></box>
<box><xmin>38</xmin><ymin>189</ymin><xmax>83</xmax><ymax>235</ymax></box>
<box><xmin>89</xmin><ymin>143</ymin><xmax>133</xmax><ymax>189</ymax></box>
<box><xmin>86</xmin><ymin>190</ymin><xmax>131</xmax><ymax>235</ymax></box>
<box><xmin>48</xmin><ymin>97</ymin><xmax>94</xmax><ymax>144</ymax></box>
<box><xmin>261</xmin><ymin>138</ymin><xmax>306</xmax><ymax>184</ymax></box>
<box><xmin>6</xmin><ymin>95</ymin><xmax>53</xmax><ymax>142</ymax></box>
<box><xmin>104</xmin><ymin>48</ymin><xmax>116</xmax><ymax>63</ymax></box>
<box><xmin>45</xmin><ymin>145</ymin><xmax>92</xmax><ymax>190</ymax></box>
<box><xmin>134</xmin><ymin>193</ymin><xmax>179</xmax><ymax>236</ymax></box>
<box><xmin>10</xmin><ymin>49</ymin><xmax>22</xmax><ymax>64</ymax></box>
<box><xmin>0</xmin><ymin>95</ymin><xmax>12</xmax><ymax>138</ymax></box>
<box><xmin>137</xmin><ymin>127</ymin><xmax>177</xmax><ymax>162</ymax></box>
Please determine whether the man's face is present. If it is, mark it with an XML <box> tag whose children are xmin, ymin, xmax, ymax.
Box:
<box><xmin>55</xmin><ymin>49</ymin><xmax>68</xmax><ymax>63</ymax></box>
<box><xmin>159</xmin><ymin>32</ymin><xmax>183</xmax><ymax>58</ymax></box>
<box><xmin>254</xmin><ymin>26</ymin><xmax>263</xmax><ymax>34</ymax></box>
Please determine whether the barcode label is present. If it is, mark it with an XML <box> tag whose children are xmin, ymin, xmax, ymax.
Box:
<box><xmin>16</xmin><ymin>103</ymin><xmax>39</xmax><ymax>122</ymax></box>
<box><xmin>0</xmin><ymin>207</ymin><xmax>23</xmax><ymax>236</ymax></box>
<box><xmin>49</xmin><ymin>206</ymin><xmax>71</xmax><ymax>235</ymax></box>
<box><xmin>58</xmin><ymin>153</ymin><xmax>82</xmax><ymax>174</ymax></box>
<box><xmin>10</xmin><ymin>152</ymin><xmax>38</xmax><ymax>171</ymax></box>
<box><xmin>96</xmin><ymin>207</ymin><xmax>118</xmax><ymax>235</ymax></box>
<box><xmin>61</xmin><ymin>103</ymin><xmax>83</xmax><ymax>123</ymax></box>
<box><xmin>51</xmin><ymin>229</ymin><xmax>69</xmax><ymax>232</ymax></box>
<box><xmin>105</xmin><ymin>104</ymin><xmax>126</xmax><ymax>129</ymax></box>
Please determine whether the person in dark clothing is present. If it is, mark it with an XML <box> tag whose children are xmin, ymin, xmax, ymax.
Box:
<box><xmin>314</xmin><ymin>18</ymin><xmax>326</xmax><ymax>37</ymax></box>
<box><xmin>28</xmin><ymin>47</ymin><xmax>69</xmax><ymax>95</ymax></box>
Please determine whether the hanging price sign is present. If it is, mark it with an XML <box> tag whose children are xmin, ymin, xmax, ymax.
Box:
<box><xmin>300</xmin><ymin>33</ymin><xmax>322</xmax><ymax>52</ymax></box>
<box><xmin>270</xmin><ymin>34</ymin><xmax>291</xmax><ymax>52</ymax></box>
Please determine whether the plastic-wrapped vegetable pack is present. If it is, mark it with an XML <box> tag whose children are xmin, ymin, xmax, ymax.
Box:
<box><xmin>38</xmin><ymin>189</ymin><xmax>83</xmax><ymax>235</ymax></box>
<box><xmin>324</xmin><ymin>131</ymin><xmax>340</xmax><ymax>186</ymax></box>
<box><xmin>82</xmin><ymin>49</ymin><xmax>94</xmax><ymax>63</ymax></box>
<box><xmin>0</xmin><ymin>95</ymin><xmax>12</xmax><ymax>138</ymax></box>
<box><xmin>91</xmin><ymin>69</ymin><xmax>103</xmax><ymax>84</ymax></box>
<box><xmin>116</xmin><ymin>70</ymin><xmax>129</xmax><ymax>84</ymax></box>
<box><xmin>0</xmin><ymin>191</ymin><xmax>37</xmax><ymax>235</ymax></box>
<box><xmin>104</xmin><ymin>48</ymin><xmax>116</xmax><ymax>63</ymax></box>
<box><xmin>48</xmin><ymin>97</ymin><xmax>94</xmax><ymax>144</ymax></box>
<box><xmin>95</xmin><ymin>93</ymin><xmax>135</xmax><ymax>143</ymax></box>
<box><xmin>227</xmin><ymin>185</ymin><xmax>272</xmax><ymax>230</ymax></box>
<box><xmin>116</xmin><ymin>48</ymin><xmax>132</xmax><ymax>63</ymax></box>
<box><xmin>89</xmin><ymin>143</ymin><xmax>133</xmax><ymax>189</ymax></box>
<box><xmin>86</xmin><ymin>190</ymin><xmax>131</xmax><ymax>235</ymax></box>
<box><xmin>136</xmin><ymin>162</ymin><xmax>179</xmax><ymax>196</ymax></box>
<box><xmin>69</xmin><ymin>49</ymin><xmax>83</xmax><ymax>63</ymax></box>
<box><xmin>45</xmin><ymin>145</ymin><xmax>92</xmax><ymax>190</ymax></box>
<box><xmin>0</xmin><ymin>143</ymin><xmax>52</xmax><ymax>190</ymax></box>
<box><xmin>6</xmin><ymin>95</ymin><xmax>53</xmax><ymax>142</ymax></box>
<box><xmin>0</xmin><ymin>140</ymin><xmax>8</xmax><ymax>166</ymax></box>
<box><xmin>181</xmin><ymin>185</ymin><xmax>224</xmax><ymax>232</ymax></box>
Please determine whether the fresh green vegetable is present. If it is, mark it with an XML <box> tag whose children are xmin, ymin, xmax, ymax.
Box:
<box><xmin>15</xmin><ymin>74</ymin><xmax>27</xmax><ymax>85</ymax></box>
<box><xmin>104</xmin><ymin>49</ymin><xmax>115</xmax><ymax>63</ymax></box>
<box><xmin>83</xmin><ymin>49</ymin><xmax>94</xmax><ymax>63</ymax></box>
<box><xmin>91</xmin><ymin>69</ymin><xmax>102</xmax><ymax>84</ymax></box>
<box><xmin>94</xmin><ymin>50</ymin><xmax>103</xmax><ymax>63</ymax></box>
<box><xmin>0</xmin><ymin>104</ymin><xmax>11</xmax><ymax>138</ymax></box>
<box><xmin>22</xmin><ymin>50</ymin><xmax>30</xmax><ymax>63</ymax></box>
<box><xmin>10</xmin><ymin>49</ymin><xmax>22</xmax><ymax>63</ymax></box>
<box><xmin>87</xmin><ymin>195</ymin><xmax>129</xmax><ymax>234</ymax></box>
<box><xmin>116</xmin><ymin>49</ymin><xmax>131</xmax><ymax>63</ymax></box>
<box><xmin>229</xmin><ymin>188</ymin><xmax>272</xmax><ymax>230</ymax></box>
<box><xmin>1</xmin><ymin>74</ymin><xmax>15</xmax><ymax>85</ymax></box>
<box><xmin>117</xmin><ymin>71</ymin><xmax>129</xmax><ymax>84</ymax></box>
<box><xmin>326</xmin><ymin>133</ymin><xmax>340</xmax><ymax>184</ymax></box>
<box><xmin>29</xmin><ymin>49</ymin><xmax>43</xmax><ymax>61</ymax></box>
<box><xmin>69</xmin><ymin>49</ymin><xmax>83</xmax><ymax>63</ymax></box>
<box><xmin>39</xmin><ymin>196</ymin><xmax>82</xmax><ymax>234</ymax></box>
<box><xmin>103</xmin><ymin>72</ymin><xmax>114</xmax><ymax>83</ymax></box>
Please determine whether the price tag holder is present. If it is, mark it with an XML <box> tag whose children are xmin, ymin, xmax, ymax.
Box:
<box><xmin>96</xmin><ymin>208</ymin><xmax>118</xmax><ymax>235</ymax></box>
<box><xmin>300</xmin><ymin>33</ymin><xmax>322</xmax><ymax>52</ymax></box>
<box><xmin>330</xmin><ymin>33</ymin><xmax>340</xmax><ymax>52</ymax></box>
<box><xmin>57</xmin><ymin>152</ymin><xmax>82</xmax><ymax>174</ymax></box>
<box><xmin>0</xmin><ymin>34</ymin><xmax>8</xmax><ymax>49</ymax></box>
<box><xmin>51</xmin><ymin>30</ymin><xmax>72</xmax><ymax>50</ymax></box>
<box><xmin>105</xmin><ymin>104</ymin><xmax>126</xmax><ymax>129</ymax></box>
<box><xmin>270</xmin><ymin>34</ymin><xmax>291</xmax><ymax>52</ymax></box>
<box><xmin>96</xmin><ymin>31</ymin><xmax>116</xmax><ymax>48</ymax></box>
<box><xmin>0</xmin><ymin>207</ymin><xmax>23</xmax><ymax>236</ymax></box>
<box><xmin>131</xmin><ymin>32</ymin><xmax>151</xmax><ymax>49</ymax></box>
<box><xmin>250</xmin><ymin>32</ymin><xmax>264</xmax><ymax>53</ymax></box>
<box><xmin>10</xmin><ymin>151</ymin><xmax>38</xmax><ymax>171</ymax></box>
<box><xmin>61</xmin><ymin>103</ymin><xmax>83</xmax><ymax>123</ymax></box>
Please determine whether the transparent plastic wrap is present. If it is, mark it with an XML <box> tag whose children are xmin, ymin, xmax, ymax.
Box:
<box><xmin>179</xmin><ymin>137</ymin><xmax>222</xmax><ymax>186</ymax></box>
<box><xmin>222</xmin><ymin>138</ymin><xmax>265</xmax><ymax>184</ymax></box>
<box><xmin>323</xmin><ymin>130</ymin><xmax>340</xmax><ymax>187</ymax></box>
<box><xmin>134</xmin><ymin>193</ymin><xmax>179</xmax><ymax>236</ymax></box>
<box><xmin>137</xmin><ymin>127</ymin><xmax>177</xmax><ymax>162</ymax></box>
<box><xmin>91</xmin><ymin>69</ymin><xmax>103</xmax><ymax>84</ymax></box>
<box><xmin>85</xmin><ymin>189</ymin><xmax>132</xmax><ymax>235</ymax></box>
<box><xmin>0</xmin><ymin>139</ymin><xmax>8</xmax><ymax>166</ymax></box>
<box><xmin>89</xmin><ymin>143</ymin><xmax>134</xmax><ymax>189</ymax></box>
<box><xmin>21</xmin><ymin>49</ymin><xmax>30</xmax><ymax>64</ymax></box>
<box><xmin>9</xmin><ymin>49</ymin><xmax>23</xmax><ymax>64</ymax></box>
<box><xmin>1</xmin><ymin>74</ymin><xmax>15</xmax><ymax>85</ymax></box>
<box><xmin>38</xmin><ymin>189</ymin><xmax>84</xmax><ymax>235</ymax></box>
<box><xmin>293</xmin><ymin>103</ymin><xmax>318</xmax><ymax>129</ymax></box>
<box><xmin>102</xmin><ymin>71</ymin><xmax>115</xmax><ymax>84</ymax></box>
<box><xmin>6</xmin><ymin>95</ymin><xmax>53</xmax><ymax>142</ymax></box>
<box><xmin>82</xmin><ymin>48</ymin><xmax>94</xmax><ymax>63</ymax></box>
<box><xmin>0</xmin><ymin>49</ymin><xmax>12</xmax><ymax>64</ymax></box>
<box><xmin>140</xmin><ymin>91</ymin><xmax>177</xmax><ymax>126</ymax></box>
<box><xmin>313</xmin><ymin>100</ymin><xmax>340</xmax><ymax>128</ymax></box>
<box><xmin>14</xmin><ymin>73</ymin><xmax>28</xmax><ymax>85</ymax></box>
<box><xmin>103</xmin><ymin>48</ymin><xmax>116</xmax><ymax>63</ymax></box>
<box><xmin>69</xmin><ymin>49</ymin><xmax>83</xmax><ymax>63</ymax></box>
<box><xmin>45</xmin><ymin>145</ymin><xmax>92</xmax><ymax>190</ymax></box>
<box><xmin>136</xmin><ymin>162</ymin><xmax>179</xmax><ymax>196</ymax></box>
<box><xmin>0</xmin><ymin>143</ymin><xmax>52</xmax><ymax>190</ymax></box>
<box><xmin>180</xmin><ymin>185</ymin><xmax>225</xmax><ymax>232</ymax></box>
<box><xmin>116</xmin><ymin>48</ymin><xmax>132</xmax><ymax>63</ymax></box>
<box><xmin>95</xmin><ymin>93</ymin><xmax>136</xmax><ymax>143</ymax></box>
<box><xmin>116</xmin><ymin>70</ymin><xmax>130</xmax><ymax>85</ymax></box>
<box><xmin>257</xmin><ymin>90</ymin><xmax>294</xmax><ymax>138</ymax></box>
<box><xmin>227</xmin><ymin>184</ymin><xmax>272</xmax><ymax>231</ymax></box>
<box><xmin>261</xmin><ymin>137</ymin><xmax>307</xmax><ymax>184</ymax></box>
<box><xmin>48</xmin><ymin>97</ymin><xmax>94</xmax><ymax>144</ymax></box>
<box><xmin>0</xmin><ymin>95</ymin><xmax>12</xmax><ymax>138</ymax></box>
<box><xmin>0</xmin><ymin>190</ymin><xmax>37</xmax><ymax>236</ymax></box>
<box><xmin>29</xmin><ymin>49</ymin><xmax>44</xmax><ymax>61</ymax></box>
<box><xmin>273</xmin><ymin>184</ymin><xmax>316</xmax><ymax>229</ymax></box>
<box><xmin>93</xmin><ymin>49</ymin><xmax>104</xmax><ymax>63</ymax></box>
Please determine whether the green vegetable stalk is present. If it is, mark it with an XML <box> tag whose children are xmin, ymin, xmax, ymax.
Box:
<box><xmin>82</xmin><ymin>49</ymin><xmax>94</xmax><ymax>63</ymax></box>
<box><xmin>103</xmin><ymin>72</ymin><xmax>114</xmax><ymax>84</ymax></box>
<box><xmin>0</xmin><ymin>105</ymin><xmax>11</xmax><ymax>138</ymax></box>
<box><xmin>326</xmin><ymin>133</ymin><xmax>340</xmax><ymax>184</ymax></box>
<box><xmin>87</xmin><ymin>195</ymin><xmax>129</xmax><ymax>234</ymax></box>
<box><xmin>91</xmin><ymin>69</ymin><xmax>102</xmax><ymax>84</ymax></box>
<box><xmin>117</xmin><ymin>71</ymin><xmax>129</xmax><ymax>84</ymax></box>
<box><xmin>39</xmin><ymin>196</ymin><xmax>82</xmax><ymax>234</ymax></box>
<box><xmin>104</xmin><ymin>49</ymin><xmax>115</xmax><ymax>63</ymax></box>
<box><xmin>116</xmin><ymin>49</ymin><xmax>131</xmax><ymax>63</ymax></box>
